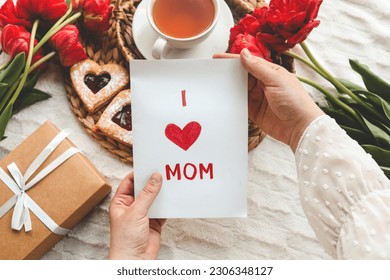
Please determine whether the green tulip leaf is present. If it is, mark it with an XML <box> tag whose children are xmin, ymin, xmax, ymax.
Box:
<box><xmin>362</xmin><ymin>116</ymin><xmax>390</xmax><ymax>149</ymax></box>
<box><xmin>13</xmin><ymin>88</ymin><xmax>51</xmax><ymax>114</ymax></box>
<box><xmin>380</xmin><ymin>166</ymin><xmax>390</xmax><ymax>179</ymax></box>
<box><xmin>353</xmin><ymin>90</ymin><xmax>390</xmax><ymax>120</ymax></box>
<box><xmin>341</xmin><ymin>125</ymin><xmax>375</xmax><ymax>145</ymax></box>
<box><xmin>322</xmin><ymin>96</ymin><xmax>339</xmax><ymax>110</ymax></box>
<box><xmin>0</xmin><ymin>82</ymin><xmax>9</xmax><ymax>99</ymax></box>
<box><xmin>338</xmin><ymin>100</ymin><xmax>390</xmax><ymax>147</ymax></box>
<box><xmin>361</xmin><ymin>144</ymin><xmax>390</xmax><ymax>167</ymax></box>
<box><xmin>349</xmin><ymin>59</ymin><xmax>390</xmax><ymax>102</ymax></box>
<box><xmin>339</xmin><ymin>96</ymin><xmax>358</xmax><ymax>106</ymax></box>
<box><xmin>336</xmin><ymin>98</ymin><xmax>390</xmax><ymax>134</ymax></box>
<box><xmin>0</xmin><ymin>53</ymin><xmax>26</xmax><ymax>85</ymax></box>
<box><xmin>0</xmin><ymin>103</ymin><xmax>14</xmax><ymax>140</ymax></box>
<box><xmin>336</xmin><ymin>78</ymin><xmax>365</xmax><ymax>93</ymax></box>
<box><xmin>320</xmin><ymin>106</ymin><xmax>359</xmax><ymax>129</ymax></box>
<box><xmin>23</xmin><ymin>71</ymin><xmax>41</xmax><ymax>90</ymax></box>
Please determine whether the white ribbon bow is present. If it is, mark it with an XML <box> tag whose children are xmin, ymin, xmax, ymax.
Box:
<box><xmin>0</xmin><ymin>129</ymin><xmax>81</xmax><ymax>235</ymax></box>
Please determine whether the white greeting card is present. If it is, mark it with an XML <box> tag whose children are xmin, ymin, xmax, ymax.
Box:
<box><xmin>131</xmin><ymin>58</ymin><xmax>247</xmax><ymax>218</ymax></box>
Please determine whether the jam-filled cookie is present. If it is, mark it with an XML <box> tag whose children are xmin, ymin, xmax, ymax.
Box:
<box><xmin>93</xmin><ymin>89</ymin><xmax>132</xmax><ymax>146</ymax></box>
<box><xmin>70</xmin><ymin>59</ymin><xmax>129</xmax><ymax>113</ymax></box>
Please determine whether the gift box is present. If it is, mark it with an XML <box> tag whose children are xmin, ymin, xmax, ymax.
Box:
<box><xmin>0</xmin><ymin>121</ymin><xmax>111</xmax><ymax>259</ymax></box>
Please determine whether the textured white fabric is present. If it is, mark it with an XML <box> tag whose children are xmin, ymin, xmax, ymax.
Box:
<box><xmin>296</xmin><ymin>115</ymin><xmax>390</xmax><ymax>259</ymax></box>
<box><xmin>0</xmin><ymin>0</ymin><xmax>389</xmax><ymax>259</ymax></box>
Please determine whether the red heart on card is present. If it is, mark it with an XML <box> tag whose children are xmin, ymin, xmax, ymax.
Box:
<box><xmin>165</xmin><ymin>121</ymin><xmax>202</xmax><ymax>151</ymax></box>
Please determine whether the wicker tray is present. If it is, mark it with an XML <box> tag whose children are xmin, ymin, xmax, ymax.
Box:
<box><xmin>65</xmin><ymin>0</ymin><xmax>267</xmax><ymax>164</ymax></box>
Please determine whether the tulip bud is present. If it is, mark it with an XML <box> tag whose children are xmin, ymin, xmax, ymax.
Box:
<box><xmin>229</xmin><ymin>33</ymin><xmax>271</xmax><ymax>61</ymax></box>
<box><xmin>49</xmin><ymin>25</ymin><xmax>87</xmax><ymax>67</ymax></box>
<box><xmin>80</xmin><ymin>0</ymin><xmax>113</xmax><ymax>35</ymax></box>
<box><xmin>16</xmin><ymin>0</ymin><xmax>68</xmax><ymax>23</ymax></box>
<box><xmin>0</xmin><ymin>0</ymin><xmax>31</xmax><ymax>29</ymax></box>
<box><xmin>1</xmin><ymin>24</ymin><xmax>44</xmax><ymax>68</ymax></box>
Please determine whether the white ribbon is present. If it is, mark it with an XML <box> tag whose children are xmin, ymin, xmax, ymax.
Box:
<box><xmin>0</xmin><ymin>129</ymin><xmax>81</xmax><ymax>235</ymax></box>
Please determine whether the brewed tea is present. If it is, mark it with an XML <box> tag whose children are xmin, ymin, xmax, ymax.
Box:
<box><xmin>153</xmin><ymin>0</ymin><xmax>215</xmax><ymax>38</ymax></box>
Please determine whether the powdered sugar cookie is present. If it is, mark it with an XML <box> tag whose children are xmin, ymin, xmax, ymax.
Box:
<box><xmin>70</xmin><ymin>59</ymin><xmax>129</xmax><ymax>113</ymax></box>
<box><xmin>93</xmin><ymin>89</ymin><xmax>132</xmax><ymax>146</ymax></box>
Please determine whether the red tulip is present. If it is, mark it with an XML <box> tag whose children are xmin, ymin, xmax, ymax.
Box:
<box><xmin>49</xmin><ymin>25</ymin><xmax>87</xmax><ymax>67</ymax></box>
<box><xmin>16</xmin><ymin>0</ymin><xmax>68</xmax><ymax>23</ymax></box>
<box><xmin>1</xmin><ymin>24</ymin><xmax>44</xmax><ymax>67</ymax></box>
<box><xmin>229</xmin><ymin>15</ymin><xmax>258</xmax><ymax>46</ymax></box>
<box><xmin>79</xmin><ymin>0</ymin><xmax>113</xmax><ymax>35</ymax></box>
<box><xmin>229</xmin><ymin>33</ymin><xmax>271</xmax><ymax>61</ymax></box>
<box><xmin>0</xmin><ymin>0</ymin><xmax>31</xmax><ymax>29</ymax></box>
<box><xmin>259</xmin><ymin>0</ymin><xmax>323</xmax><ymax>53</ymax></box>
<box><xmin>229</xmin><ymin>0</ymin><xmax>322</xmax><ymax>55</ymax></box>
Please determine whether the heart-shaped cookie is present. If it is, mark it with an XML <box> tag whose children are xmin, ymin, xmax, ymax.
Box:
<box><xmin>165</xmin><ymin>121</ymin><xmax>202</xmax><ymax>151</ymax></box>
<box><xmin>70</xmin><ymin>59</ymin><xmax>129</xmax><ymax>113</ymax></box>
<box><xmin>93</xmin><ymin>89</ymin><xmax>133</xmax><ymax>146</ymax></box>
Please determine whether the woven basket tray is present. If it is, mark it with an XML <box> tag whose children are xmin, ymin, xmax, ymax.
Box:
<box><xmin>65</xmin><ymin>0</ymin><xmax>268</xmax><ymax>164</ymax></box>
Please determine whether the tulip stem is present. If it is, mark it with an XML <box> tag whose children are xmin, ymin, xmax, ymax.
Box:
<box><xmin>0</xmin><ymin>20</ymin><xmax>39</xmax><ymax>113</ymax></box>
<box><xmin>284</xmin><ymin>50</ymin><xmax>328</xmax><ymax>79</ymax></box>
<box><xmin>0</xmin><ymin>80</ymin><xmax>18</xmax><ymax>113</ymax></box>
<box><xmin>0</xmin><ymin>20</ymin><xmax>39</xmax><ymax>114</ymax></box>
<box><xmin>50</xmin><ymin>5</ymin><xmax>74</xmax><ymax>33</ymax></box>
<box><xmin>33</xmin><ymin>12</ymin><xmax>82</xmax><ymax>55</ymax></box>
<box><xmin>28</xmin><ymin>52</ymin><xmax>56</xmax><ymax>74</ymax></box>
<box><xmin>298</xmin><ymin>76</ymin><xmax>368</xmax><ymax>131</ymax></box>
<box><xmin>0</xmin><ymin>52</ymin><xmax>53</xmax><ymax>112</ymax></box>
<box><xmin>9</xmin><ymin>19</ymin><xmax>39</xmax><ymax>105</ymax></box>
<box><xmin>299</xmin><ymin>41</ymin><xmax>389</xmax><ymax>126</ymax></box>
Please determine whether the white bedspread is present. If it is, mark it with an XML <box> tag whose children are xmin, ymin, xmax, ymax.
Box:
<box><xmin>0</xmin><ymin>0</ymin><xmax>389</xmax><ymax>259</ymax></box>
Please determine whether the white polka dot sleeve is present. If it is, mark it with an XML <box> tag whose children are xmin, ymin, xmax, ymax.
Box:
<box><xmin>295</xmin><ymin>115</ymin><xmax>390</xmax><ymax>259</ymax></box>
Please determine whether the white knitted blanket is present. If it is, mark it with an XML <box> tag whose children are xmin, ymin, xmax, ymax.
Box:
<box><xmin>0</xmin><ymin>0</ymin><xmax>388</xmax><ymax>259</ymax></box>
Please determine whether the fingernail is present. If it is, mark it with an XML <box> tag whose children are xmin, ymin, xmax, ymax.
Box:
<box><xmin>149</xmin><ymin>173</ymin><xmax>162</xmax><ymax>186</ymax></box>
<box><xmin>242</xmin><ymin>48</ymin><xmax>252</xmax><ymax>60</ymax></box>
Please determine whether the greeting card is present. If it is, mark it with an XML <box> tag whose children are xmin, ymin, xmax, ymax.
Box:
<box><xmin>131</xmin><ymin>58</ymin><xmax>247</xmax><ymax>218</ymax></box>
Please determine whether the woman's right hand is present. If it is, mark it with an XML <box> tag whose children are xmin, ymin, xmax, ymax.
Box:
<box><xmin>215</xmin><ymin>49</ymin><xmax>324</xmax><ymax>152</ymax></box>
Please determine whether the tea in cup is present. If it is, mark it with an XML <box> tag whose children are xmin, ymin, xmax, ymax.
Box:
<box><xmin>147</xmin><ymin>0</ymin><xmax>220</xmax><ymax>59</ymax></box>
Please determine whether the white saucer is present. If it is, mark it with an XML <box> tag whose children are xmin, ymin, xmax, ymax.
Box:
<box><xmin>132</xmin><ymin>0</ymin><xmax>234</xmax><ymax>60</ymax></box>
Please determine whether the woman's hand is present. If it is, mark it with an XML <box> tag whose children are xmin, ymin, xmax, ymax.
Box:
<box><xmin>214</xmin><ymin>49</ymin><xmax>324</xmax><ymax>151</ymax></box>
<box><xmin>109</xmin><ymin>172</ymin><xmax>165</xmax><ymax>260</ymax></box>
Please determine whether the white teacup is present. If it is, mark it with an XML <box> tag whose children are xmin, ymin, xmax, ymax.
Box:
<box><xmin>147</xmin><ymin>0</ymin><xmax>220</xmax><ymax>59</ymax></box>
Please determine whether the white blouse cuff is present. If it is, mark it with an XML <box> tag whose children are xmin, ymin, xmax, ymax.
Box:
<box><xmin>295</xmin><ymin>115</ymin><xmax>390</xmax><ymax>259</ymax></box>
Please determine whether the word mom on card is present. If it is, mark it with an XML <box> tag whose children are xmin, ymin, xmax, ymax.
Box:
<box><xmin>164</xmin><ymin>92</ymin><xmax>214</xmax><ymax>181</ymax></box>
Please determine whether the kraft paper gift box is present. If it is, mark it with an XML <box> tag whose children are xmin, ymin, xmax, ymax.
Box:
<box><xmin>0</xmin><ymin>121</ymin><xmax>111</xmax><ymax>259</ymax></box>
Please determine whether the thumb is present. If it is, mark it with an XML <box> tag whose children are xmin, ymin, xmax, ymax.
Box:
<box><xmin>111</xmin><ymin>172</ymin><xmax>135</xmax><ymax>207</ymax></box>
<box><xmin>240</xmin><ymin>48</ymin><xmax>282</xmax><ymax>85</ymax></box>
<box><xmin>135</xmin><ymin>172</ymin><xmax>163</xmax><ymax>214</ymax></box>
